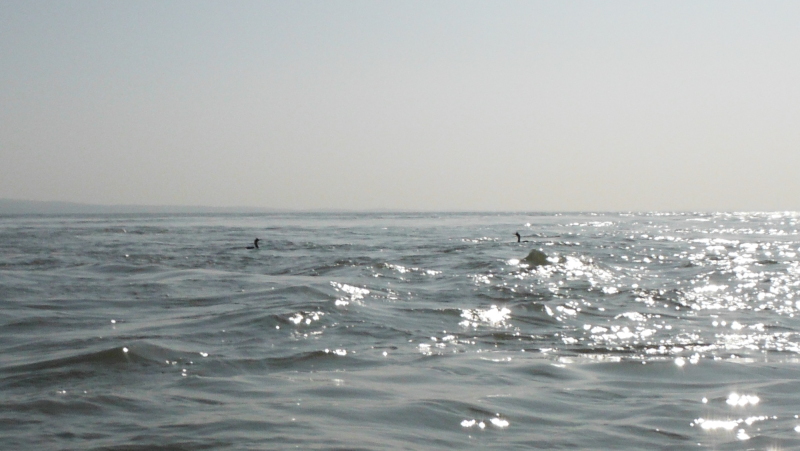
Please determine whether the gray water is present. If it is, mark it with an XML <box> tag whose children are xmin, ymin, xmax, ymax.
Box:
<box><xmin>2</xmin><ymin>212</ymin><xmax>800</xmax><ymax>450</ymax></box>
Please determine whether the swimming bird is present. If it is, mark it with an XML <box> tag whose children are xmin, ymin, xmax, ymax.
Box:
<box><xmin>246</xmin><ymin>238</ymin><xmax>260</xmax><ymax>249</ymax></box>
<box><xmin>515</xmin><ymin>232</ymin><xmax>521</xmax><ymax>243</ymax></box>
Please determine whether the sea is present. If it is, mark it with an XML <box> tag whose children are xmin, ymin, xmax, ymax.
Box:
<box><xmin>2</xmin><ymin>211</ymin><xmax>800</xmax><ymax>450</ymax></box>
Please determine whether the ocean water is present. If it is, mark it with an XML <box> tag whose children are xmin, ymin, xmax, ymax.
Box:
<box><xmin>3</xmin><ymin>211</ymin><xmax>800</xmax><ymax>450</ymax></box>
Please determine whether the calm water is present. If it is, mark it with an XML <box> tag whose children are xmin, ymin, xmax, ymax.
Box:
<box><xmin>3</xmin><ymin>212</ymin><xmax>800</xmax><ymax>450</ymax></box>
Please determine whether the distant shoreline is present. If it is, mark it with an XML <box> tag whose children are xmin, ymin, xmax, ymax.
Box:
<box><xmin>0</xmin><ymin>199</ymin><xmax>284</xmax><ymax>215</ymax></box>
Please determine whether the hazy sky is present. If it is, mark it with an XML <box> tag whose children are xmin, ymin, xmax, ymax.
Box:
<box><xmin>2</xmin><ymin>1</ymin><xmax>799</xmax><ymax>211</ymax></box>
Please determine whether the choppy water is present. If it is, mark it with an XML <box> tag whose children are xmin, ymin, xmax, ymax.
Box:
<box><xmin>3</xmin><ymin>212</ymin><xmax>800</xmax><ymax>450</ymax></box>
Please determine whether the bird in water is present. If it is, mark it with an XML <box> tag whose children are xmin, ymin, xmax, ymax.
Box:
<box><xmin>515</xmin><ymin>232</ymin><xmax>529</xmax><ymax>243</ymax></box>
<box><xmin>246</xmin><ymin>238</ymin><xmax>260</xmax><ymax>249</ymax></box>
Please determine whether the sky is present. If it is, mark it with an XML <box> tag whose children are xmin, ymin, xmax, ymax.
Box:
<box><xmin>1</xmin><ymin>1</ymin><xmax>799</xmax><ymax>211</ymax></box>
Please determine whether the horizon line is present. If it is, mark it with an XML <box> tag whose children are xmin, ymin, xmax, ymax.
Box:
<box><xmin>1</xmin><ymin>198</ymin><xmax>798</xmax><ymax>215</ymax></box>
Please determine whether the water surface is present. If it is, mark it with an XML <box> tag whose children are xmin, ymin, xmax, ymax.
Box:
<box><xmin>2</xmin><ymin>212</ymin><xmax>800</xmax><ymax>450</ymax></box>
